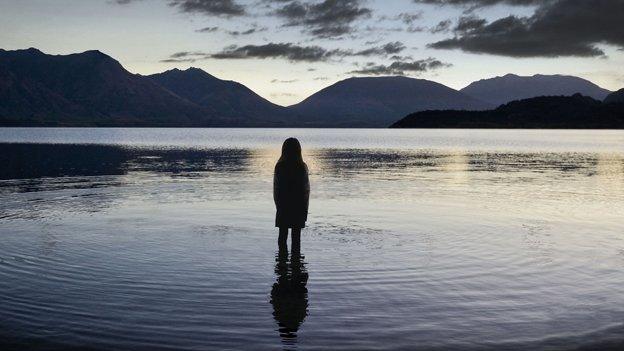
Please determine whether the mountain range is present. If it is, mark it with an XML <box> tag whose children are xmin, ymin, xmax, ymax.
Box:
<box><xmin>391</xmin><ymin>94</ymin><xmax>624</xmax><ymax>129</ymax></box>
<box><xmin>461</xmin><ymin>74</ymin><xmax>612</xmax><ymax>106</ymax></box>
<box><xmin>0</xmin><ymin>48</ymin><xmax>621</xmax><ymax>128</ymax></box>
<box><xmin>289</xmin><ymin>76</ymin><xmax>491</xmax><ymax>127</ymax></box>
<box><xmin>148</xmin><ymin>68</ymin><xmax>289</xmax><ymax>126</ymax></box>
<box><xmin>0</xmin><ymin>48</ymin><xmax>216</xmax><ymax>127</ymax></box>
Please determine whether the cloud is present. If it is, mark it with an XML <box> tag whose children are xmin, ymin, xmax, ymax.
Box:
<box><xmin>363</xmin><ymin>25</ymin><xmax>405</xmax><ymax>34</ymax></box>
<box><xmin>271</xmin><ymin>79</ymin><xmax>299</xmax><ymax>83</ymax></box>
<box><xmin>273</xmin><ymin>0</ymin><xmax>372</xmax><ymax>38</ymax></box>
<box><xmin>452</xmin><ymin>15</ymin><xmax>486</xmax><ymax>33</ymax></box>
<box><xmin>375</xmin><ymin>11</ymin><xmax>424</xmax><ymax>32</ymax></box>
<box><xmin>396</xmin><ymin>12</ymin><xmax>423</xmax><ymax>25</ymax></box>
<box><xmin>227</xmin><ymin>26</ymin><xmax>268</xmax><ymax>35</ymax></box>
<box><xmin>160</xmin><ymin>51</ymin><xmax>208</xmax><ymax>62</ymax></box>
<box><xmin>412</xmin><ymin>0</ymin><xmax>543</xmax><ymax>8</ymax></box>
<box><xmin>271</xmin><ymin>92</ymin><xmax>298</xmax><ymax>97</ymax></box>
<box><xmin>116</xmin><ymin>0</ymin><xmax>246</xmax><ymax>16</ymax></box>
<box><xmin>406</xmin><ymin>25</ymin><xmax>426</xmax><ymax>33</ymax></box>
<box><xmin>195</xmin><ymin>26</ymin><xmax>219</xmax><ymax>33</ymax></box>
<box><xmin>209</xmin><ymin>43</ymin><xmax>344</xmax><ymax>61</ymax></box>
<box><xmin>364</xmin><ymin>39</ymin><xmax>383</xmax><ymax>45</ymax></box>
<box><xmin>430</xmin><ymin>19</ymin><xmax>452</xmax><ymax>33</ymax></box>
<box><xmin>170</xmin><ymin>51</ymin><xmax>204</xmax><ymax>58</ymax></box>
<box><xmin>205</xmin><ymin>41</ymin><xmax>407</xmax><ymax>62</ymax></box>
<box><xmin>168</xmin><ymin>0</ymin><xmax>246</xmax><ymax>16</ymax></box>
<box><xmin>377</xmin><ymin>11</ymin><xmax>422</xmax><ymax>24</ymax></box>
<box><xmin>354</xmin><ymin>41</ymin><xmax>406</xmax><ymax>56</ymax></box>
<box><xmin>349</xmin><ymin>58</ymin><xmax>450</xmax><ymax>75</ymax></box>
<box><xmin>195</xmin><ymin>24</ymin><xmax>268</xmax><ymax>35</ymax></box>
<box><xmin>426</xmin><ymin>0</ymin><xmax>624</xmax><ymax>57</ymax></box>
<box><xmin>390</xmin><ymin>55</ymin><xmax>414</xmax><ymax>61</ymax></box>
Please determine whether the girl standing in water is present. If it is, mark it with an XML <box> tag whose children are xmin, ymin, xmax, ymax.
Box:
<box><xmin>274</xmin><ymin>138</ymin><xmax>310</xmax><ymax>253</ymax></box>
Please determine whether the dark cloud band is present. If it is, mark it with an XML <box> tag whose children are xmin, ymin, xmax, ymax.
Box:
<box><xmin>349</xmin><ymin>58</ymin><xmax>451</xmax><ymax>75</ymax></box>
<box><xmin>162</xmin><ymin>41</ymin><xmax>408</xmax><ymax>62</ymax></box>
<box><xmin>413</xmin><ymin>0</ymin><xmax>543</xmax><ymax>7</ymax></box>
<box><xmin>426</xmin><ymin>0</ymin><xmax>624</xmax><ymax>57</ymax></box>
<box><xmin>209</xmin><ymin>43</ymin><xmax>346</xmax><ymax>62</ymax></box>
<box><xmin>273</xmin><ymin>0</ymin><xmax>372</xmax><ymax>38</ymax></box>
<box><xmin>117</xmin><ymin>0</ymin><xmax>246</xmax><ymax>16</ymax></box>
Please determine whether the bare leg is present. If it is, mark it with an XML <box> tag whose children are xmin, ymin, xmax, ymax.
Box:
<box><xmin>291</xmin><ymin>227</ymin><xmax>301</xmax><ymax>255</ymax></box>
<box><xmin>278</xmin><ymin>227</ymin><xmax>288</xmax><ymax>251</ymax></box>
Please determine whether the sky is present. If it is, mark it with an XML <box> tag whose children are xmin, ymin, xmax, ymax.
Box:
<box><xmin>1</xmin><ymin>0</ymin><xmax>623</xmax><ymax>106</ymax></box>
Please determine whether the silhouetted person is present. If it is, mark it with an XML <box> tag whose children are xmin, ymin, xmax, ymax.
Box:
<box><xmin>274</xmin><ymin>138</ymin><xmax>310</xmax><ymax>254</ymax></box>
<box><xmin>270</xmin><ymin>249</ymin><xmax>309</xmax><ymax>344</ymax></box>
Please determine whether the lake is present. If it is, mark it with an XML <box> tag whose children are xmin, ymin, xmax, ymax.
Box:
<box><xmin>1</xmin><ymin>128</ymin><xmax>623</xmax><ymax>350</ymax></box>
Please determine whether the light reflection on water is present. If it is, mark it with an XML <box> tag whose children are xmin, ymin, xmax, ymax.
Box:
<box><xmin>0</xmin><ymin>128</ymin><xmax>623</xmax><ymax>350</ymax></box>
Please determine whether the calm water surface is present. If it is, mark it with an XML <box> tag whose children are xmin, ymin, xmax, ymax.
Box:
<box><xmin>1</xmin><ymin>128</ymin><xmax>623</xmax><ymax>350</ymax></box>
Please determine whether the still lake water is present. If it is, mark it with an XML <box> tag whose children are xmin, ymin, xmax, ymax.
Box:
<box><xmin>1</xmin><ymin>128</ymin><xmax>623</xmax><ymax>350</ymax></box>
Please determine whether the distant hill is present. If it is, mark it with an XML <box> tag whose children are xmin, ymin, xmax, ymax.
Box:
<box><xmin>461</xmin><ymin>74</ymin><xmax>612</xmax><ymax>106</ymax></box>
<box><xmin>391</xmin><ymin>94</ymin><xmax>624</xmax><ymax>129</ymax></box>
<box><xmin>0</xmin><ymin>48</ymin><xmax>221</xmax><ymax>127</ymax></box>
<box><xmin>604</xmin><ymin>88</ymin><xmax>624</xmax><ymax>104</ymax></box>
<box><xmin>288</xmin><ymin>76</ymin><xmax>492</xmax><ymax>127</ymax></box>
<box><xmin>149</xmin><ymin>68</ymin><xmax>289</xmax><ymax>126</ymax></box>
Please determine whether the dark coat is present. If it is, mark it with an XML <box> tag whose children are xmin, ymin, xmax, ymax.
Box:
<box><xmin>274</xmin><ymin>161</ymin><xmax>310</xmax><ymax>228</ymax></box>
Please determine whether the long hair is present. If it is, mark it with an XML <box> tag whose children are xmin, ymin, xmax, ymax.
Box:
<box><xmin>278</xmin><ymin>138</ymin><xmax>305</xmax><ymax>165</ymax></box>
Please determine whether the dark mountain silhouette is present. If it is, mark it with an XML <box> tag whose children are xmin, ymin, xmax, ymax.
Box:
<box><xmin>149</xmin><ymin>68</ymin><xmax>289</xmax><ymax>125</ymax></box>
<box><xmin>604</xmin><ymin>88</ymin><xmax>624</xmax><ymax>104</ymax></box>
<box><xmin>0</xmin><ymin>48</ymin><xmax>224</xmax><ymax>127</ymax></box>
<box><xmin>391</xmin><ymin>94</ymin><xmax>624</xmax><ymax>129</ymax></box>
<box><xmin>2</xmin><ymin>48</ymin><xmax>620</xmax><ymax>129</ymax></box>
<box><xmin>287</xmin><ymin>76</ymin><xmax>492</xmax><ymax>127</ymax></box>
<box><xmin>461</xmin><ymin>74</ymin><xmax>612</xmax><ymax>106</ymax></box>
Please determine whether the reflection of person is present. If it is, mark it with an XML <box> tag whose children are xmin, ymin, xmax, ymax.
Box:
<box><xmin>274</xmin><ymin>138</ymin><xmax>310</xmax><ymax>253</ymax></box>
<box><xmin>270</xmin><ymin>249</ymin><xmax>309</xmax><ymax>342</ymax></box>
